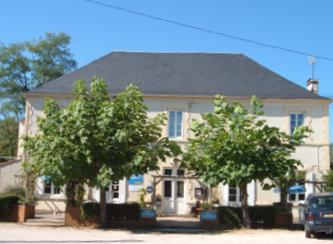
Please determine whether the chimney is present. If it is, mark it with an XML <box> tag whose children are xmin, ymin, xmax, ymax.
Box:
<box><xmin>306</xmin><ymin>79</ymin><xmax>319</xmax><ymax>94</ymax></box>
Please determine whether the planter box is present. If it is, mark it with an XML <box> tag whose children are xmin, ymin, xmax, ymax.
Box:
<box><xmin>65</xmin><ymin>206</ymin><xmax>100</xmax><ymax>227</ymax></box>
<box><xmin>65</xmin><ymin>206</ymin><xmax>157</xmax><ymax>228</ymax></box>
<box><xmin>0</xmin><ymin>204</ymin><xmax>35</xmax><ymax>223</ymax></box>
<box><xmin>275</xmin><ymin>212</ymin><xmax>292</xmax><ymax>228</ymax></box>
<box><xmin>24</xmin><ymin>204</ymin><xmax>35</xmax><ymax>219</ymax></box>
<box><xmin>140</xmin><ymin>208</ymin><xmax>156</xmax><ymax>221</ymax></box>
<box><xmin>200</xmin><ymin>209</ymin><xmax>219</xmax><ymax>226</ymax></box>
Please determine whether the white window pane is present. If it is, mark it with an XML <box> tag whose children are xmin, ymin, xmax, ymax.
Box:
<box><xmin>168</xmin><ymin>111</ymin><xmax>183</xmax><ymax>138</ymax></box>
<box><xmin>297</xmin><ymin>114</ymin><xmax>304</xmax><ymax>126</ymax></box>
<box><xmin>177</xmin><ymin>181</ymin><xmax>184</xmax><ymax>198</ymax></box>
<box><xmin>176</xmin><ymin>112</ymin><xmax>183</xmax><ymax>137</ymax></box>
<box><xmin>177</xmin><ymin>111</ymin><xmax>182</xmax><ymax>121</ymax></box>
<box><xmin>53</xmin><ymin>186</ymin><xmax>60</xmax><ymax>194</ymax></box>
<box><xmin>168</xmin><ymin>111</ymin><xmax>175</xmax><ymax>137</ymax></box>
<box><xmin>164</xmin><ymin>168</ymin><xmax>172</xmax><ymax>176</ymax></box>
<box><xmin>164</xmin><ymin>180</ymin><xmax>172</xmax><ymax>198</ymax></box>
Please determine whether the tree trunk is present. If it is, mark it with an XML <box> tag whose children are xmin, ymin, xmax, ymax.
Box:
<box><xmin>240</xmin><ymin>184</ymin><xmax>250</xmax><ymax>228</ymax></box>
<box><xmin>279</xmin><ymin>180</ymin><xmax>289</xmax><ymax>212</ymax></box>
<box><xmin>280</xmin><ymin>187</ymin><xmax>288</xmax><ymax>209</ymax></box>
<box><xmin>65</xmin><ymin>181</ymin><xmax>77</xmax><ymax>207</ymax></box>
<box><xmin>100</xmin><ymin>188</ymin><xmax>107</xmax><ymax>227</ymax></box>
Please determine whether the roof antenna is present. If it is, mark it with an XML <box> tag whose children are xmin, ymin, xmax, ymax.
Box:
<box><xmin>308</xmin><ymin>56</ymin><xmax>316</xmax><ymax>79</ymax></box>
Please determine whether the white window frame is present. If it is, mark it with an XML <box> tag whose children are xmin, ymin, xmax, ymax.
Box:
<box><xmin>228</xmin><ymin>185</ymin><xmax>241</xmax><ymax>205</ymax></box>
<box><xmin>162</xmin><ymin>167</ymin><xmax>185</xmax><ymax>177</ymax></box>
<box><xmin>42</xmin><ymin>180</ymin><xmax>61</xmax><ymax>195</ymax></box>
<box><xmin>163</xmin><ymin>168</ymin><xmax>173</xmax><ymax>176</ymax></box>
<box><xmin>167</xmin><ymin>110</ymin><xmax>184</xmax><ymax>139</ymax></box>
<box><xmin>111</xmin><ymin>180</ymin><xmax>120</xmax><ymax>199</ymax></box>
<box><xmin>288</xmin><ymin>182</ymin><xmax>306</xmax><ymax>203</ymax></box>
<box><xmin>290</xmin><ymin>113</ymin><xmax>304</xmax><ymax>135</ymax></box>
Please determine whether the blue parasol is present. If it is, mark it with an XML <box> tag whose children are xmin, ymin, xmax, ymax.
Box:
<box><xmin>41</xmin><ymin>175</ymin><xmax>52</xmax><ymax>182</ymax></box>
<box><xmin>288</xmin><ymin>185</ymin><xmax>306</xmax><ymax>194</ymax></box>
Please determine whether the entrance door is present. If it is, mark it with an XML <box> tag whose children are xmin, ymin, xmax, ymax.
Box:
<box><xmin>175</xmin><ymin>180</ymin><xmax>186</xmax><ymax>215</ymax></box>
<box><xmin>162</xmin><ymin>179</ymin><xmax>187</xmax><ymax>215</ymax></box>
<box><xmin>162</xmin><ymin>179</ymin><xmax>175</xmax><ymax>214</ymax></box>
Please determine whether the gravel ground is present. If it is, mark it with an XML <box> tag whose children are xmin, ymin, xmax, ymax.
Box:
<box><xmin>0</xmin><ymin>223</ymin><xmax>332</xmax><ymax>244</ymax></box>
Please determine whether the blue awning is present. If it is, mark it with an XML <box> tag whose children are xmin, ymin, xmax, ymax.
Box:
<box><xmin>288</xmin><ymin>185</ymin><xmax>306</xmax><ymax>194</ymax></box>
<box><xmin>41</xmin><ymin>175</ymin><xmax>52</xmax><ymax>182</ymax></box>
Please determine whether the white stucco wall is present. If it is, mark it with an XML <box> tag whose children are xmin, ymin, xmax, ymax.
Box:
<box><xmin>0</xmin><ymin>162</ymin><xmax>22</xmax><ymax>192</ymax></box>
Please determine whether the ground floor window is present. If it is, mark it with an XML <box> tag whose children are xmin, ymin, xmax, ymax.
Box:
<box><xmin>228</xmin><ymin>185</ymin><xmax>242</xmax><ymax>203</ymax></box>
<box><xmin>288</xmin><ymin>182</ymin><xmax>306</xmax><ymax>202</ymax></box>
<box><xmin>42</xmin><ymin>177</ymin><xmax>60</xmax><ymax>195</ymax></box>
<box><xmin>288</xmin><ymin>171</ymin><xmax>306</xmax><ymax>202</ymax></box>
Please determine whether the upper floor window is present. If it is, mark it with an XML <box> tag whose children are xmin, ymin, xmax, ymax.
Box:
<box><xmin>290</xmin><ymin>113</ymin><xmax>304</xmax><ymax>134</ymax></box>
<box><xmin>168</xmin><ymin>111</ymin><xmax>183</xmax><ymax>138</ymax></box>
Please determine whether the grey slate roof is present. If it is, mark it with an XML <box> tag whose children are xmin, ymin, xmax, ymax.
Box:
<box><xmin>29</xmin><ymin>51</ymin><xmax>327</xmax><ymax>99</ymax></box>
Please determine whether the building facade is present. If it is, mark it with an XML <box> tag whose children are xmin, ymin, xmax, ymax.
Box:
<box><xmin>19</xmin><ymin>52</ymin><xmax>330</xmax><ymax>215</ymax></box>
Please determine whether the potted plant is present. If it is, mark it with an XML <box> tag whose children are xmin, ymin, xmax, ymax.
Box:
<box><xmin>154</xmin><ymin>194</ymin><xmax>162</xmax><ymax>216</ymax></box>
<box><xmin>139</xmin><ymin>188</ymin><xmax>156</xmax><ymax>221</ymax></box>
<box><xmin>21</xmin><ymin>161</ymin><xmax>38</xmax><ymax>220</ymax></box>
<box><xmin>200</xmin><ymin>202</ymin><xmax>219</xmax><ymax>225</ymax></box>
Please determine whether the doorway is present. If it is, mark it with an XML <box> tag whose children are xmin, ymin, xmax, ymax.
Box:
<box><xmin>162</xmin><ymin>177</ymin><xmax>187</xmax><ymax>215</ymax></box>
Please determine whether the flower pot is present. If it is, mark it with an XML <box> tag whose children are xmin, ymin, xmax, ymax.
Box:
<box><xmin>65</xmin><ymin>206</ymin><xmax>100</xmax><ymax>227</ymax></box>
<box><xmin>275</xmin><ymin>212</ymin><xmax>292</xmax><ymax>228</ymax></box>
<box><xmin>200</xmin><ymin>209</ymin><xmax>219</xmax><ymax>226</ymax></box>
<box><xmin>24</xmin><ymin>204</ymin><xmax>35</xmax><ymax>219</ymax></box>
<box><xmin>140</xmin><ymin>208</ymin><xmax>156</xmax><ymax>221</ymax></box>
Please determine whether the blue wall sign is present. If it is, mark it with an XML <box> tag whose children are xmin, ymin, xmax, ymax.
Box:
<box><xmin>128</xmin><ymin>175</ymin><xmax>144</xmax><ymax>191</ymax></box>
<box><xmin>146</xmin><ymin>186</ymin><xmax>153</xmax><ymax>193</ymax></box>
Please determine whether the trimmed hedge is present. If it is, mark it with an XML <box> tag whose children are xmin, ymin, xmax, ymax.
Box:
<box><xmin>217</xmin><ymin>206</ymin><xmax>276</xmax><ymax>227</ymax></box>
<box><xmin>0</xmin><ymin>187</ymin><xmax>25</xmax><ymax>199</ymax></box>
<box><xmin>0</xmin><ymin>196</ymin><xmax>20</xmax><ymax>219</ymax></box>
<box><xmin>83</xmin><ymin>202</ymin><xmax>140</xmax><ymax>221</ymax></box>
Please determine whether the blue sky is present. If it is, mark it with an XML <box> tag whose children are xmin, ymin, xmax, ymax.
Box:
<box><xmin>1</xmin><ymin>0</ymin><xmax>333</xmax><ymax>140</ymax></box>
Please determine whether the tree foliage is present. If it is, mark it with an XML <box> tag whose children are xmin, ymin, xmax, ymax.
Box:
<box><xmin>24</xmin><ymin>78</ymin><xmax>180</xmax><ymax>225</ymax></box>
<box><xmin>324</xmin><ymin>170</ymin><xmax>333</xmax><ymax>192</ymax></box>
<box><xmin>183</xmin><ymin>95</ymin><xmax>309</xmax><ymax>226</ymax></box>
<box><xmin>0</xmin><ymin>32</ymin><xmax>77</xmax><ymax>118</ymax></box>
<box><xmin>0</xmin><ymin>117</ymin><xmax>18</xmax><ymax>156</ymax></box>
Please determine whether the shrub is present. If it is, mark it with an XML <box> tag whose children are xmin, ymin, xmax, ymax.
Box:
<box><xmin>82</xmin><ymin>202</ymin><xmax>100</xmax><ymax>218</ymax></box>
<box><xmin>82</xmin><ymin>202</ymin><xmax>140</xmax><ymax>221</ymax></box>
<box><xmin>217</xmin><ymin>206</ymin><xmax>276</xmax><ymax>228</ymax></box>
<box><xmin>217</xmin><ymin>207</ymin><xmax>242</xmax><ymax>227</ymax></box>
<box><xmin>324</xmin><ymin>170</ymin><xmax>333</xmax><ymax>192</ymax></box>
<box><xmin>0</xmin><ymin>196</ymin><xmax>20</xmax><ymax>219</ymax></box>
<box><xmin>0</xmin><ymin>187</ymin><xmax>26</xmax><ymax>200</ymax></box>
<box><xmin>249</xmin><ymin>206</ymin><xmax>276</xmax><ymax>227</ymax></box>
<box><xmin>108</xmin><ymin>203</ymin><xmax>140</xmax><ymax>221</ymax></box>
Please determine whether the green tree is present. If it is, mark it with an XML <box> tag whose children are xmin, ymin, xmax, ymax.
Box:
<box><xmin>24</xmin><ymin>78</ymin><xmax>180</xmax><ymax>226</ymax></box>
<box><xmin>183</xmin><ymin>95</ymin><xmax>308</xmax><ymax>227</ymax></box>
<box><xmin>0</xmin><ymin>32</ymin><xmax>77</xmax><ymax>118</ymax></box>
<box><xmin>0</xmin><ymin>117</ymin><xmax>18</xmax><ymax>157</ymax></box>
<box><xmin>323</xmin><ymin>170</ymin><xmax>333</xmax><ymax>192</ymax></box>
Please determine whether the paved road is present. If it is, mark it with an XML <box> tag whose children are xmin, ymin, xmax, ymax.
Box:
<box><xmin>0</xmin><ymin>223</ymin><xmax>332</xmax><ymax>244</ymax></box>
